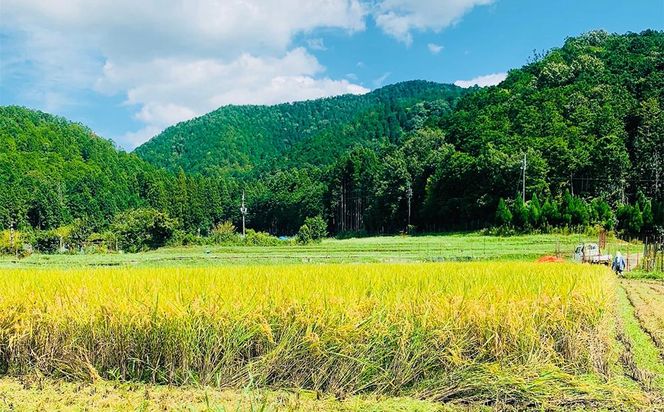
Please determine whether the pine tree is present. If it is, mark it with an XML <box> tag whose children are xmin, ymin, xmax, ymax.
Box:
<box><xmin>495</xmin><ymin>198</ymin><xmax>512</xmax><ymax>226</ymax></box>
<box><xmin>528</xmin><ymin>193</ymin><xmax>542</xmax><ymax>228</ymax></box>
<box><xmin>511</xmin><ymin>196</ymin><xmax>529</xmax><ymax>230</ymax></box>
<box><xmin>541</xmin><ymin>197</ymin><xmax>560</xmax><ymax>227</ymax></box>
<box><xmin>630</xmin><ymin>204</ymin><xmax>644</xmax><ymax>235</ymax></box>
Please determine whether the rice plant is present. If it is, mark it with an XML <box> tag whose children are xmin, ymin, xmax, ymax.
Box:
<box><xmin>0</xmin><ymin>262</ymin><xmax>631</xmax><ymax>407</ymax></box>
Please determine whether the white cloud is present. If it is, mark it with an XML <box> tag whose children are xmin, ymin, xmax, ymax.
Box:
<box><xmin>2</xmin><ymin>0</ymin><xmax>367</xmax><ymax>59</ymax></box>
<box><xmin>454</xmin><ymin>72</ymin><xmax>507</xmax><ymax>88</ymax></box>
<box><xmin>372</xmin><ymin>0</ymin><xmax>494</xmax><ymax>45</ymax></box>
<box><xmin>120</xmin><ymin>126</ymin><xmax>164</xmax><ymax>150</ymax></box>
<box><xmin>427</xmin><ymin>43</ymin><xmax>444</xmax><ymax>54</ymax></box>
<box><xmin>373</xmin><ymin>72</ymin><xmax>391</xmax><ymax>87</ymax></box>
<box><xmin>306</xmin><ymin>38</ymin><xmax>327</xmax><ymax>51</ymax></box>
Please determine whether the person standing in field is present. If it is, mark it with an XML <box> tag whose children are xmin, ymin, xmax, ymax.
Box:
<box><xmin>612</xmin><ymin>252</ymin><xmax>626</xmax><ymax>277</ymax></box>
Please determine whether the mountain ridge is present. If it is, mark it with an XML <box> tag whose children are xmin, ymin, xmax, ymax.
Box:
<box><xmin>134</xmin><ymin>80</ymin><xmax>466</xmax><ymax>175</ymax></box>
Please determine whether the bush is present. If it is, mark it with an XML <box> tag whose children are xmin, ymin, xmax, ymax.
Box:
<box><xmin>211</xmin><ymin>221</ymin><xmax>239</xmax><ymax>244</ymax></box>
<box><xmin>297</xmin><ymin>216</ymin><xmax>327</xmax><ymax>244</ymax></box>
<box><xmin>617</xmin><ymin>204</ymin><xmax>643</xmax><ymax>238</ymax></box>
<box><xmin>541</xmin><ymin>198</ymin><xmax>561</xmax><ymax>226</ymax></box>
<box><xmin>244</xmin><ymin>229</ymin><xmax>281</xmax><ymax>246</ymax></box>
<box><xmin>511</xmin><ymin>196</ymin><xmax>529</xmax><ymax>230</ymax></box>
<box><xmin>111</xmin><ymin>208</ymin><xmax>179</xmax><ymax>253</ymax></box>
<box><xmin>34</xmin><ymin>230</ymin><xmax>62</xmax><ymax>253</ymax></box>
<box><xmin>528</xmin><ymin>194</ymin><xmax>542</xmax><ymax>228</ymax></box>
<box><xmin>296</xmin><ymin>224</ymin><xmax>313</xmax><ymax>244</ymax></box>
<box><xmin>0</xmin><ymin>229</ymin><xmax>28</xmax><ymax>256</ymax></box>
<box><xmin>335</xmin><ymin>229</ymin><xmax>370</xmax><ymax>239</ymax></box>
<box><xmin>83</xmin><ymin>232</ymin><xmax>111</xmax><ymax>254</ymax></box>
<box><xmin>68</xmin><ymin>219</ymin><xmax>92</xmax><ymax>252</ymax></box>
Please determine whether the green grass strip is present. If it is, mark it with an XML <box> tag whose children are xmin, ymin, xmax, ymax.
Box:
<box><xmin>616</xmin><ymin>283</ymin><xmax>664</xmax><ymax>396</ymax></box>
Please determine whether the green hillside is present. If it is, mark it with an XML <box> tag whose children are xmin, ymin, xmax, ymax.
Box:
<box><xmin>1</xmin><ymin>30</ymin><xmax>662</xmax><ymax>239</ymax></box>
<box><xmin>0</xmin><ymin>107</ymin><xmax>156</xmax><ymax>229</ymax></box>
<box><xmin>134</xmin><ymin>81</ymin><xmax>465</xmax><ymax>175</ymax></box>
<box><xmin>418</xmin><ymin>29</ymin><xmax>664</xmax><ymax>228</ymax></box>
<box><xmin>244</xmin><ymin>30</ymin><xmax>664</xmax><ymax>234</ymax></box>
<box><xmin>0</xmin><ymin>107</ymin><xmax>238</xmax><ymax>234</ymax></box>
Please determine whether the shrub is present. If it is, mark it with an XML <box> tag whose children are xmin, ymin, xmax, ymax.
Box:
<box><xmin>0</xmin><ymin>229</ymin><xmax>29</xmax><ymax>256</ymax></box>
<box><xmin>244</xmin><ymin>229</ymin><xmax>281</xmax><ymax>246</ymax></box>
<box><xmin>34</xmin><ymin>230</ymin><xmax>61</xmax><ymax>253</ymax></box>
<box><xmin>335</xmin><ymin>229</ymin><xmax>370</xmax><ymax>239</ymax></box>
<box><xmin>511</xmin><ymin>196</ymin><xmax>529</xmax><ymax>230</ymax></box>
<box><xmin>297</xmin><ymin>216</ymin><xmax>327</xmax><ymax>244</ymax></box>
<box><xmin>211</xmin><ymin>221</ymin><xmax>239</xmax><ymax>244</ymax></box>
<box><xmin>528</xmin><ymin>194</ymin><xmax>542</xmax><ymax>228</ymax></box>
<box><xmin>296</xmin><ymin>224</ymin><xmax>313</xmax><ymax>244</ymax></box>
<box><xmin>541</xmin><ymin>197</ymin><xmax>561</xmax><ymax>227</ymax></box>
<box><xmin>83</xmin><ymin>232</ymin><xmax>110</xmax><ymax>254</ymax></box>
<box><xmin>68</xmin><ymin>219</ymin><xmax>92</xmax><ymax>252</ymax></box>
<box><xmin>590</xmin><ymin>199</ymin><xmax>616</xmax><ymax>230</ymax></box>
<box><xmin>111</xmin><ymin>208</ymin><xmax>178</xmax><ymax>253</ymax></box>
<box><xmin>617</xmin><ymin>204</ymin><xmax>643</xmax><ymax>238</ymax></box>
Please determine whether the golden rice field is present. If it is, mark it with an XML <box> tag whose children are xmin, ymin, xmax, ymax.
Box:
<box><xmin>1</xmin><ymin>261</ymin><xmax>651</xmax><ymax>410</ymax></box>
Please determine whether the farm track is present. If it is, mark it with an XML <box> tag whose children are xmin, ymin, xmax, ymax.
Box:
<box><xmin>620</xmin><ymin>278</ymin><xmax>664</xmax><ymax>407</ymax></box>
<box><xmin>622</xmin><ymin>280</ymin><xmax>664</xmax><ymax>357</ymax></box>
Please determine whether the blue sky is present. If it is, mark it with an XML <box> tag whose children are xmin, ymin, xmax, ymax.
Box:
<box><xmin>1</xmin><ymin>0</ymin><xmax>662</xmax><ymax>150</ymax></box>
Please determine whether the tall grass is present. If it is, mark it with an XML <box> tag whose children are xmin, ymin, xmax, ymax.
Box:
<box><xmin>0</xmin><ymin>262</ymin><xmax>620</xmax><ymax>405</ymax></box>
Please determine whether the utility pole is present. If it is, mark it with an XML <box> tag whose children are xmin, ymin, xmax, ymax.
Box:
<box><xmin>406</xmin><ymin>182</ymin><xmax>413</xmax><ymax>229</ymax></box>
<box><xmin>9</xmin><ymin>219</ymin><xmax>15</xmax><ymax>257</ymax></box>
<box><xmin>521</xmin><ymin>153</ymin><xmax>527</xmax><ymax>203</ymax></box>
<box><xmin>240</xmin><ymin>191</ymin><xmax>247</xmax><ymax>237</ymax></box>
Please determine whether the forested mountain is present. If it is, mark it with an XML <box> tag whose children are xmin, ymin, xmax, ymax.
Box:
<box><xmin>1</xmin><ymin>30</ymin><xmax>662</xmax><ymax>244</ymax></box>
<box><xmin>241</xmin><ymin>30</ymin><xmax>663</xmax><ymax>234</ymax></box>
<box><xmin>0</xmin><ymin>107</ymin><xmax>153</xmax><ymax>230</ymax></box>
<box><xmin>418</xmin><ymin>29</ymin><xmax>664</xmax><ymax>228</ymax></box>
<box><xmin>134</xmin><ymin>81</ymin><xmax>465</xmax><ymax>175</ymax></box>
<box><xmin>0</xmin><ymin>107</ymin><xmax>240</xmax><ymax>234</ymax></box>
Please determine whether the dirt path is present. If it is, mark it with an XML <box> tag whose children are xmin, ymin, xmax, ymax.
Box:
<box><xmin>623</xmin><ymin>279</ymin><xmax>664</xmax><ymax>356</ymax></box>
<box><xmin>619</xmin><ymin>278</ymin><xmax>664</xmax><ymax>407</ymax></box>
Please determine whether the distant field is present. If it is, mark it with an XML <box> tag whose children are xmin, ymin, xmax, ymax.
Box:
<box><xmin>0</xmin><ymin>233</ymin><xmax>638</xmax><ymax>268</ymax></box>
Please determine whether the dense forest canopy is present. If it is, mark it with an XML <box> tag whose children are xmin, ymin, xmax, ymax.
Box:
<box><xmin>134</xmin><ymin>81</ymin><xmax>466</xmax><ymax>175</ymax></box>
<box><xmin>1</xmin><ymin>30</ymin><xmax>663</xmax><ymax>249</ymax></box>
<box><xmin>0</xmin><ymin>107</ymin><xmax>241</xmax><ymax>235</ymax></box>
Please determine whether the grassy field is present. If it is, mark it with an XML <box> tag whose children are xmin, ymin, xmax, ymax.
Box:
<box><xmin>0</xmin><ymin>232</ymin><xmax>638</xmax><ymax>268</ymax></box>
